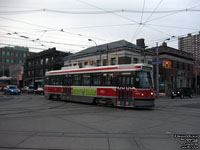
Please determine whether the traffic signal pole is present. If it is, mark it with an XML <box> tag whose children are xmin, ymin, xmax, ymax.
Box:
<box><xmin>156</xmin><ymin>43</ymin><xmax>159</xmax><ymax>98</ymax></box>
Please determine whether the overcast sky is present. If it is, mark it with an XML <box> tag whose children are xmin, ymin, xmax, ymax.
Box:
<box><xmin>0</xmin><ymin>0</ymin><xmax>200</xmax><ymax>53</ymax></box>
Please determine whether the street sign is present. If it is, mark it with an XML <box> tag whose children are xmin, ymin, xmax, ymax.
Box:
<box><xmin>152</xmin><ymin>61</ymin><xmax>162</xmax><ymax>65</ymax></box>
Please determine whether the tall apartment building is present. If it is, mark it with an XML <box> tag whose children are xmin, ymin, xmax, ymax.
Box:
<box><xmin>178</xmin><ymin>33</ymin><xmax>200</xmax><ymax>61</ymax></box>
<box><xmin>0</xmin><ymin>46</ymin><xmax>33</xmax><ymax>77</ymax></box>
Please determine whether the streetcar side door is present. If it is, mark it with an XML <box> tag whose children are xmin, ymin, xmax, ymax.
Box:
<box><xmin>64</xmin><ymin>74</ymin><xmax>72</xmax><ymax>100</ymax></box>
<box><xmin>116</xmin><ymin>75</ymin><xmax>134</xmax><ymax>107</ymax></box>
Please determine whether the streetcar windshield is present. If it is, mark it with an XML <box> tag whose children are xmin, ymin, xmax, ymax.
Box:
<box><xmin>135</xmin><ymin>71</ymin><xmax>153</xmax><ymax>89</ymax></box>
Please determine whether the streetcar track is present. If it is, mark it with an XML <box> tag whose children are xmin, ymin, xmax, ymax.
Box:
<box><xmin>0</xmin><ymin>101</ymin><xmax>55</xmax><ymax>112</ymax></box>
<box><xmin>0</xmin><ymin>94</ymin><xmax>33</xmax><ymax>106</ymax></box>
<box><xmin>0</xmin><ymin>129</ymin><xmax>188</xmax><ymax>138</ymax></box>
<box><xmin>0</xmin><ymin>146</ymin><xmax>66</xmax><ymax>150</ymax></box>
<box><xmin>0</xmin><ymin>102</ymin><xmax>67</xmax><ymax>116</ymax></box>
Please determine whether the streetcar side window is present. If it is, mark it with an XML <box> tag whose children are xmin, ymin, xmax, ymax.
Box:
<box><xmin>64</xmin><ymin>74</ymin><xmax>72</xmax><ymax>86</ymax></box>
<box><xmin>49</xmin><ymin>76</ymin><xmax>55</xmax><ymax>85</ymax></box>
<box><xmin>102</xmin><ymin>73</ymin><xmax>114</xmax><ymax>86</ymax></box>
<box><xmin>73</xmin><ymin>74</ymin><xmax>82</xmax><ymax>86</ymax></box>
<box><xmin>48</xmin><ymin>75</ymin><xmax>64</xmax><ymax>85</ymax></box>
<box><xmin>44</xmin><ymin>77</ymin><xmax>49</xmax><ymax>85</ymax></box>
<box><xmin>92</xmin><ymin>73</ymin><xmax>101</xmax><ymax>86</ymax></box>
<box><xmin>82</xmin><ymin>74</ymin><xmax>91</xmax><ymax>86</ymax></box>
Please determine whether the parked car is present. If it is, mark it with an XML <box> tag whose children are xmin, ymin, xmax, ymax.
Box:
<box><xmin>34</xmin><ymin>87</ymin><xmax>44</xmax><ymax>95</ymax></box>
<box><xmin>4</xmin><ymin>85</ymin><xmax>21</xmax><ymax>95</ymax></box>
<box><xmin>171</xmin><ymin>88</ymin><xmax>193</xmax><ymax>99</ymax></box>
<box><xmin>22</xmin><ymin>86</ymin><xmax>35</xmax><ymax>94</ymax></box>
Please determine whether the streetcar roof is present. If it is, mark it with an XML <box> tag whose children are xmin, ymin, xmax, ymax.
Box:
<box><xmin>45</xmin><ymin>63</ymin><xmax>152</xmax><ymax>76</ymax></box>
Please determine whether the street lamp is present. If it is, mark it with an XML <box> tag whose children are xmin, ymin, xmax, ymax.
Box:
<box><xmin>156</xmin><ymin>38</ymin><xmax>170</xmax><ymax>98</ymax></box>
<box><xmin>88</xmin><ymin>39</ymin><xmax>97</xmax><ymax>47</ymax></box>
<box><xmin>88</xmin><ymin>39</ymin><xmax>101</xmax><ymax>66</ymax></box>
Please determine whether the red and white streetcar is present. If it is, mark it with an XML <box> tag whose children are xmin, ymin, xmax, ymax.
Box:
<box><xmin>44</xmin><ymin>63</ymin><xmax>156</xmax><ymax>108</ymax></box>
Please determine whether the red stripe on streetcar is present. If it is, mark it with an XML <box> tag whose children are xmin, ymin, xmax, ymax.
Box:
<box><xmin>49</xmin><ymin>66</ymin><xmax>119</xmax><ymax>74</ymax></box>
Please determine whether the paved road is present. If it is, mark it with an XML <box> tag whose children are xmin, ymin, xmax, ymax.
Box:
<box><xmin>0</xmin><ymin>93</ymin><xmax>199</xmax><ymax>150</ymax></box>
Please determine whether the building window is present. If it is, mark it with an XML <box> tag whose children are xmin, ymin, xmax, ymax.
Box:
<box><xmin>111</xmin><ymin>58</ymin><xmax>116</xmax><ymax>65</ymax></box>
<box><xmin>84</xmin><ymin>62</ymin><xmax>88</xmax><ymax>66</ymax></box>
<box><xmin>45</xmin><ymin>58</ymin><xmax>49</xmax><ymax>64</ymax></box>
<box><xmin>177</xmin><ymin>62</ymin><xmax>179</xmax><ymax>69</ymax></box>
<box><xmin>182</xmin><ymin>62</ymin><xmax>185</xmax><ymax>70</ymax></box>
<box><xmin>171</xmin><ymin>60</ymin><xmax>173</xmax><ymax>68</ymax></box>
<box><xmin>41</xmin><ymin>59</ymin><xmax>43</xmax><ymax>65</ymax></box>
<box><xmin>187</xmin><ymin>64</ymin><xmax>190</xmax><ymax>71</ymax></box>
<box><xmin>141</xmin><ymin>59</ymin><xmax>144</xmax><ymax>63</ymax></box>
<box><xmin>103</xmin><ymin>59</ymin><xmax>108</xmax><ymax>66</ymax></box>
<box><xmin>133</xmin><ymin>58</ymin><xmax>138</xmax><ymax>64</ymax></box>
<box><xmin>6</xmin><ymin>51</ymin><xmax>10</xmax><ymax>56</ymax></box>
<box><xmin>148</xmin><ymin>61</ymin><xmax>152</xmax><ymax>65</ymax></box>
<box><xmin>96</xmin><ymin>60</ymin><xmax>101</xmax><ymax>66</ymax></box>
<box><xmin>28</xmin><ymin>71</ymin><xmax>31</xmax><ymax>76</ymax></box>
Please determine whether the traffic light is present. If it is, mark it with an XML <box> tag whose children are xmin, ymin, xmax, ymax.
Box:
<box><xmin>89</xmin><ymin>61</ymin><xmax>94</xmax><ymax>65</ymax></box>
<box><xmin>164</xmin><ymin>60</ymin><xmax>171</xmax><ymax>69</ymax></box>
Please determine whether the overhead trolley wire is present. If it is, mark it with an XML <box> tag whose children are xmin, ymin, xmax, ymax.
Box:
<box><xmin>0</xmin><ymin>8</ymin><xmax>200</xmax><ymax>15</ymax></box>
<box><xmin>0</xmin><ymin>16</ymin><xmax>111</xmax><ymax>43</ymax></box>
<box><xmin>144</xmin><ymin>3</ymin><xmax>200</xmax><ymax>24</ymax></box>
<box><xmin>76</xmin><ymin>0</ymin><xmax>139</xmax><ymax>24</ymax></box>
<box><xmin>131</xmin><ymin>0</ymin><xmax>164</xmax><ymax>42</ymax></box>
<box><xmin>131</xmin><ymin>0</ymin><xmax>146</xmax><ymax>42</ymax></box>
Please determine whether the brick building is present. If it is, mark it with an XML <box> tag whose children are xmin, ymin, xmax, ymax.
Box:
<box><xmin>150</xmin><ymin>43</ymin><xmax>194</xmax><ymax>95</ymax></box>
<box><xmin>24</xmin><ymin>48</ymin><xmax>70</xmax><ymax>89</ymax></box>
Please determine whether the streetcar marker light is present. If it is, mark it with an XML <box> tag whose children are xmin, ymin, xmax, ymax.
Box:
<box><xmin>134</xmin><ymin>65</ymin><xmax>142</xmax><ymax>69</ymax></box>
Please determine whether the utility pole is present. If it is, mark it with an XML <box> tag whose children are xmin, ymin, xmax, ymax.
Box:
<box><xmin>107</xmin><ymin>44</ymin><xmax>109</xmax><ymax>65</ymax></box>
<box><xmin>156</xmin><ymin>43</ymin><xmax>159</xmax><ymax>98</ymax></box>
<box><xmin>195</xmin><ymin>60</ymin><xmax>198</xmax><ymax>95</ymax></box>
<box><xmin>2</xmin><ymin>65</ymin><xmax>5</xmax><ymax>76</ymax></box>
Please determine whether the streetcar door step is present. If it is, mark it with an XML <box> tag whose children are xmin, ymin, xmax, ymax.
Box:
<box><xmin>116</xmin><ymin>75</ymin><xmax>133</xmax><ymax>107</ymax></box>
<box><xmin>63</xmin><ymin>87</ymin><xmax>72</xmax><ymax>100</ymax></box>
<box><xmin>116</xmin><ymin>88</ymin><xmax>133</xmax><ymax>107</ymax></box>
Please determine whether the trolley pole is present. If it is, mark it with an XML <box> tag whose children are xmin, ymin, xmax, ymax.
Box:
<box><xmin>156</xmin><ymin>43</ymin><xmax>159</xmax><ymax>98</ymax></box>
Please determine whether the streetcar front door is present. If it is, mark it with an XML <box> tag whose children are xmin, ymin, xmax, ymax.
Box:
<box><xmin>116</xmin><ymin>75</ymin><xmax>134</xmax><ymax>107</ymax></box>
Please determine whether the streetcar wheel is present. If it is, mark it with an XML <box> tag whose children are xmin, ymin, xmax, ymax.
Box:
<box><xmin>93</xmin><ymin>98</ymin><xmax>99</xmax><ymax>105</ymax></box>
<box><xmin>46</xmin><ymin>94</ymin><xmax>52</xmax><ymax>100</ymax></box>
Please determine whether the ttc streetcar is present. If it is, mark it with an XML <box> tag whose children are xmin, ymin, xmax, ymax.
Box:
<box><xmin>44</xmin><ymin>63</ymin><xmax>156</xmax><ymax>108</ymax></box>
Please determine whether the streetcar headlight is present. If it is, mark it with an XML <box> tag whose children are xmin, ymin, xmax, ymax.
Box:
<box><xmin>150</xmin><ymin>92</ymin><xmax>154</xmax><ymax>96</ymax></box>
